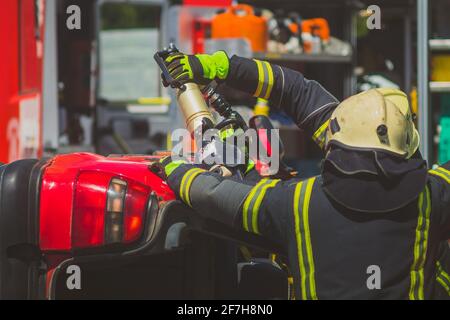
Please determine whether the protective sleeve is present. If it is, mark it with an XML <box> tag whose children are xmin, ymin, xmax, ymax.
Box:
<box><xmin>428</xmin><ymin>161</ymin><xmax>450</xmax><ymax>240</ymax></box>
<box><xmin>166</xmin><ymin>164</ymin><xmax>295</xmax><ymax>247</ymax></box>
<box><xmin>225</xmin><ymin>55</ymin><xmax>340</xmax><ymax>149</ymax></box>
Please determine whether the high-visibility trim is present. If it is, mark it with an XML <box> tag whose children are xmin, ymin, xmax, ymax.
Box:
<box><xmin>437</xmin><ymin>262</ymin><xmax>450</xmax><ymax>282</ymax></box>
<box><xmin>263</xmin><ymin>61</ymin><xmax>274</xmax><ymax>100</ymax></box>
<box><xmin>251</xmin><ymin>179</ymin><xmax>280</xmax><ymax>234</ymax></box>
<box><xmin>293</xmin><ymin>181</ymin><xmax>307</xmax><ymax>299</ymax></box>
<box><xmin>242</xmin><ymin>179</ymin><xmax>279</xmax><ymax>234</ymax></box>
<box><xmin>254</xmin><ymin>60</ymin><xmax>265</xmax><ymax>97</ymax></box>
<box><xmin>429</xmin><ymin>167</ymin><xmax>450</xmax><ymax>184</ymax></box>
<box><xmin>436</xmin><ymin>262</ymin><xmax>450</xmax><ymax>296</ymax></box>
<box><xmin>293</xmin><ymin>177</ymin><xmax>317</xmax><ymax>300</ymax></box>
<box><xmin>409</xmin><ymin>185</ymin><xmax>431</xmax><ymax>300</ymax></box>
<box><xmin>253</xmin><ymin>59</ymin><xmax>275</xmax><ymax>100</ymax></box>
<box><xmin>429</xmin><ymin>170</ymin><xmax>450</xmax><ymax>183</ymax></box>
<box><xmin>179</xmin><ymin>168</ymin><xmax>205</xmax><ymax>207</ymax></box>
<box><xmin>437</xmin><ymin>277</ymin><xmax>450</xmax><ymax>296</ymax></box>
<box><xmin>312</xmin><ymin>120</ymin><xmax>330</xmax><ymax>149</ymax></box>
<box><xmin>437</xmin><ymin>166</ymin><xmax>450</xmax><ymax>176</ymax></box>
<box><xmin>242</xmin><ymin>179</ymin><xmax>269</xmax><ymax>232</ymax></box>
<box><xmin>182</xmin><ymin>169</ymin><xmax>205</xmax><ymax>207</ymax></box>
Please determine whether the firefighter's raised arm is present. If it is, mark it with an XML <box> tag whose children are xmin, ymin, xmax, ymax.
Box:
<box><xmin>162</xmin><ymin>51</ymin><xmax>340</xmax><ymax>151</ymax></box>
<box><xmin>226</xmin><ymin>56</ymin><xmax>339</xmax><ymax>147</ymax></box>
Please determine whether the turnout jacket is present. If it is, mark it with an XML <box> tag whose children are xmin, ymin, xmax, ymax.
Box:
<box><xmin>167</xmin><ymin>56</ymin><xmax>450</xmax><ymax>299</ymax></box>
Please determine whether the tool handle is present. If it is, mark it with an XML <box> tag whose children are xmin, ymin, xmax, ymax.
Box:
<box><xmin>154</xmin><ymin>43</ymin><xmax>185</xmax><ymax>89</ymax></box>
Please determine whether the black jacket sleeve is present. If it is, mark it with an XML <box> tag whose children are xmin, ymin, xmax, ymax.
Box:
<box><xmin>429</xmin><ymin>161</ymin><xmax>450</xmax><ymax>240</ymax></box>
<box><xmin>167</xmin><ymin>163</ymin><xmax>295</xmax><ymax>247</ymax></box>
<box><xmin>226</xmin><ymin>55</ymin><xmax>340</xmax><ymax>148</ymax></box>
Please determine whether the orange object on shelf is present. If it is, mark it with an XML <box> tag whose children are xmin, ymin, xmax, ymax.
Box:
<box><xmin>301</xmin><ymin>18</ymin><xmax>330</xmax><ymax>42</ymax></box>
<box><xmin>211</xmin><ymin>4</ymin><xmax>267</xmax><ymax>52</ymax></box>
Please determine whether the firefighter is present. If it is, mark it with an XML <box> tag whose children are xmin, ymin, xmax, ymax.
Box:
<box><xmin>159</xmin><ymin>51</ymin><xmax>450</xmax><ymax>299</ymax></box>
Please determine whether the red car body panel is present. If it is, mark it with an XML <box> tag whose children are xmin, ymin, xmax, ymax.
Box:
<box><xmin>39</xmin><ymin>153</ymin><xmax>175</xmax><ymax>251</ymax></box>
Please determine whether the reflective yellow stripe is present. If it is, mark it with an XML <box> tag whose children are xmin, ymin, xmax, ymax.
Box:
<box><xmin>183</xmin><ymin>169</ymin><xmax>205</xmax><ymax>207</ymax></box>
<box><xmin>409</xmin><ymin>193</ymin><xmax>422</xmax><ymax>300</ymax></box>
<box><xmin>303</xmin><ymin>177</ymin><xmax>317</xmax><ymax>299</ymax></box>
<box><xmin>429</xmin><ymin>167</ymin><xmax>450</xmax><ymax>184</ymax></box>
<box><xmin>436</xmin><ymin>166</ymin><xmax>450</xmax><ymax>176</ymax></box>
<box><xmin>293</xmin><ymin>177</ymin><xmax>317</xmax><ymax>300</ymax></box>
<box><xmin>437</xmin><ymin>262</ymin><xmax>450</xmax><ymax>283</ymax></box>
<box><xmin>437</xmin><ymin>276</ymin><xmax>450</xmax><ymax>295</ymax></box>
<box><xmin>312</xmin><ymin>120</ymin><xmax>330</xmax><ymax>149</ymax></box>
<box><xmin>429</xmin><ymin>170</ymin><xmax>449</xmax><ymax>183</ymax></box>
<box><xmin>251</xmin><ymin>179</ymin><xmax>280</xmax><ymax>234</ymax></box>
<box><xmin>293</xmin><ymin>181</ymin><xmax>307</xmax><ymax>299</ymax></box>
<box><xmin>180</xmin><ymin>168</ymin><xmax>199</xmax><ymax>203</ymax></box>
<box><xmin>263</xmin><ymin>61</ymin><xmax>274</xmax><ymax>100</ymax></box>
<box><xmin>179</xmin><ymin>170</ymin><xmax>192</xmax><ymax>203</ymax></box>
<box><xmin>409</xmin><ymin>186</ymin><xmax>431</xmax><ymax>300</ymax></box>
<box><xmin>242</xmin><ymin>179</ymin><xmax>269</xmax><ymax>232</ymax></box>
<box><xmin>180</xmin><ymin>168</ymin><xmax>205</xmax><ymax>207</ymax></box>
<box><xmin>436</xmin><ymin>262</ymin><xmax>450</xmax><ymax>296</ymax></box>
<box><xmin>254</xmin><ymin>60</ymin><xmax>265</xmax><ymax>97</ymax></box>
<box><xmin>253</xmin><ymin>60</ymin><xmax>275</xmax><ymax>100</ymax></box>
<box><xmin>429</xmin><ymin>169</ymin><xmax>450</xmax><ymax>184</ymax></box>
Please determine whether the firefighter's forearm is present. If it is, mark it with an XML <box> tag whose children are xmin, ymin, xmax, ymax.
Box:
<box><xmin>166</xmin><ymin>165</ymin><xmax>288</xmax><ymax>246</ymax></box>
<box><xmin>189</xmin><ymin>173</ymin><xmax>253</xmax><ymax>226</ymax></box>
<box><xmin>166</xmin><ymin>164</ymin><xmax>253</xmax><ymax>227</ymax></box>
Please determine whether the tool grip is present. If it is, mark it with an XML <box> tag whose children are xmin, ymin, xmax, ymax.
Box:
<box><xmin>154</xmin><ymin>43</ymin><xmax>185</xmax><ymax>89</ymax></box>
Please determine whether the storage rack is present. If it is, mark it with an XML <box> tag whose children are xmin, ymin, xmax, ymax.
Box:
<box><xmin>244</xmin><ymin>0</ymin><xmax>358</xmax><ymax>100</ymax></box>
<box><xmin>418</xmin><ymin>0</ymin><xmax>450</xmax><ymax>164</ymax></box>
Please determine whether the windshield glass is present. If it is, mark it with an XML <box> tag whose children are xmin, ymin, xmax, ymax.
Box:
<box><xmin>99</xmin><ymin>3</ymin><xmax>161</xmax><ymax>103</ymax></box>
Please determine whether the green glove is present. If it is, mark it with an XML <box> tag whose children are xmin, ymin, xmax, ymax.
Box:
<box><xmin>149</xmin><ymin>156</ymin><xmax>187</xmax><ymax>180</ymax></box>
<box><xmin>164</xmin><ymin>51</ymin><xmax>230</xmax><ymax>85</ymax></box>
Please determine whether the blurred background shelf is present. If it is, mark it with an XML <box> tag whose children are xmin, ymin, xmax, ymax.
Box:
<box><xmin>430</xmin><ymin>81</ymin><xmax>450</xmax><ymax>93</ymax></box>
<box><xmin>429</xmin><ymin>39</ymin><xmax>450</xmax><ymax>51</ymax></box>
<box><xmin>253</xmin><ymin>52</ymin><xmax>353</xmax><ymax>63</ymax></box>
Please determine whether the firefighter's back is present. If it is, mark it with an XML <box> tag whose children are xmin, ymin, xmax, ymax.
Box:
<box><xmin>286</xmin><ymin>173</ymin><xmax>447</xmax><ymax>300</ymax></box>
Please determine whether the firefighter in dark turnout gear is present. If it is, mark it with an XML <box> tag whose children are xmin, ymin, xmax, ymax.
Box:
<box><xmin>160</xmin><ymin>52</ymin><xmax>450</xmax><ymax>299</ymax></box>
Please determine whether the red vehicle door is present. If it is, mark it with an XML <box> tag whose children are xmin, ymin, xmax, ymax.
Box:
<box><xmin>0</xmin><ymin>0</ymin><xmax>45</xmax><ymax>164</ymax></box>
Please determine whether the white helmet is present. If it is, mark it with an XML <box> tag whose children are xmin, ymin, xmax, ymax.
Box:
<box><xmin>325</xmin><ymin>88</ymin><xmax>420</xmax><ymax>159</ymax></box>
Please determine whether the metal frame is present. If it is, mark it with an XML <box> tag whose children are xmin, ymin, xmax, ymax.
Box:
<box><xmin>417</xmin><ymin>0</ymin><xmax>430</xmax><ymax>163</ymax></box>
<box><xmin>403</xmin><ymin>6</ymin><xmax>412</xmax><ymax>95</ymax></box>
<box><xmin>42</xmin><ymin>0</ymin><xmax>59</xmax><ymax>151</ymax></box>
<box><xmin>343</xmin><ymin>2</ymin><xmax>358</xmax><ymax>98</ymax></box>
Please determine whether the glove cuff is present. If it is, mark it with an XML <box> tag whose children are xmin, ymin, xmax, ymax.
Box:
<box><xmin>164</xmin><ymin>159</ymin><xmax>188</xmax><ymax>177</ymax></box>
<box><xmin>196</xmin><ymin>51</ymin><xmax>230</xmax><ymax>81</ymax></box>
